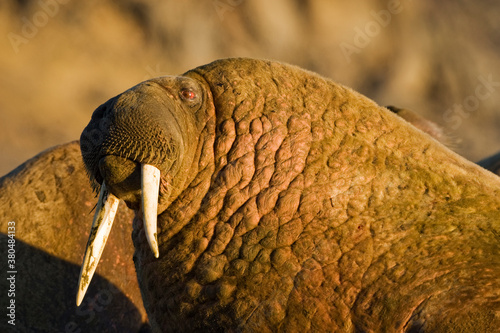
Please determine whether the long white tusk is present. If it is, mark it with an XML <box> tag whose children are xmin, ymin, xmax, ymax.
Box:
<box><xmin>141</xmin><ymin>163</ymin><xmax>160</xmax><ymax>258</ymax></box>
<box><xmin>76</xmin><ymin>182</ymin><xmax>120</xmax><ymax>306</ymax></box>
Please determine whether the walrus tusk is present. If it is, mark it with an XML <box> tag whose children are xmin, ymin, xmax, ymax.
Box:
<box><xmin>76</xmin><ymin>182</ymin><xmax>120</xmax><ymax>306</ymax></box>
<box><xmin>141</xmin><ymin>163</ymin><xmax>160</xmax><ymax>258</ymax></box>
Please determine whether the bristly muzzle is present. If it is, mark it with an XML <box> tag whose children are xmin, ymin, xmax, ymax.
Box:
<box><xmin>79</xmin><ymin>92</ymin><xmax>179</xmax><ymax>192</ymax></box>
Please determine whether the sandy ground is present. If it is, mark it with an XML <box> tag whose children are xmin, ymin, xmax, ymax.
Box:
<box><xmin>1</xmin><ymin>0</ymin><xmax>499</xmax><ymax>175</ymax></box>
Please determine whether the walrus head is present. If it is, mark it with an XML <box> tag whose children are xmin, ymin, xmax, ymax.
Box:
<box><xmin>77</xmin><ymin>75</ymin><xmax>212</xmax><ymax>305</ymax></box>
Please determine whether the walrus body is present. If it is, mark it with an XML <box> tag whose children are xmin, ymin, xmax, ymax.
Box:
<box><xmin>80</xmin><ymin>58</ymin><xmax>500</xmax><ymax>331</ymax></box>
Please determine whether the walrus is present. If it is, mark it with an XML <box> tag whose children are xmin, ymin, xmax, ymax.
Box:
<box><xmin>73</xmin><ymin>58</ymin><xmax>500</xmax><ymax>332</ymax></box>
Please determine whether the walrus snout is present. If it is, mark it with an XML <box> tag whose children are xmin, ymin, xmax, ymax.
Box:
<box><xmin>101</xmin><ymin>87</ymin><xmax>182</xmax><ymax>166</ymax></box>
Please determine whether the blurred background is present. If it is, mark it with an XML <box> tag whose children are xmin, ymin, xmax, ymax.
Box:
<box><xmin>1</xmin><ymin>0</ymin><xmax>499</xmax><ymax>175</ymax></box>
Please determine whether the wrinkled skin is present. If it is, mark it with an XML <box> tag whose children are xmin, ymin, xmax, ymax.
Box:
<box><xmin>0</xmin><ymin>142</ymin><xmax>150</xmax><ymax>332</ymax></box>
<box><xmin>80</xmin><ymin>58</ymin><xmax>500</xmax><ymax>332</ymax></box>
<box><xmin>0</xmin><ymin>114</ymin><xmax>452</xmax><ymax>333</ymax></box>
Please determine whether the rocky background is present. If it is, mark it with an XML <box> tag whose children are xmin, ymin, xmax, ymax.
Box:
<box><xmin>1</xmin><ymin>0</ymin><xmax>499</xmax><ymax>175</ymax></box>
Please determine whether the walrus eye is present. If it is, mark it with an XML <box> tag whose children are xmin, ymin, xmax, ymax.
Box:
<box><xmin>180</xmin><ymin>89</ymin><xmax>196</xmax><ymax>101</ymax></box>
